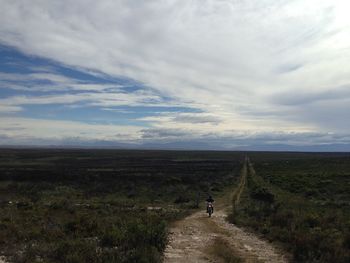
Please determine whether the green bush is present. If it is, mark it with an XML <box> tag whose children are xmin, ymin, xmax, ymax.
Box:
<box><xmin>232</xmin><ymin>155</ymin><xmax>350</xmax><ymax>262</ymax></box>
<box><xmin>52</xmin><ymin>239</ymin><xmax>99</xmax><ymax>263</ymax></box>
<box><xmin>0</xmin><ymin>149</ymin><xmax>242</xmax><ymax>262</ymax></box>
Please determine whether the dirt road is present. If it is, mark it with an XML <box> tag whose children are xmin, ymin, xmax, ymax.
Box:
<box><xmin>164</xmin><ymin>159</ymin><xmax>288</xmax><ymax>263</ymax></box>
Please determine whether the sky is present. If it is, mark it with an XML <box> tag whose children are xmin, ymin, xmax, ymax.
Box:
<box><xmin>0</xmin><ymin>0</ymin><xmax>350</xmax><ymax>151</ymax></box>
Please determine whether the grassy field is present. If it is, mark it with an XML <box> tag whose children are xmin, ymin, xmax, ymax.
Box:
<box><xmin>231</xmin><ymin>152</ymin><xmax>350</xmax><ymax>262</ymax></box>
<box><xmin>2</xmin><ymin>149</ymin><xmax>350</xmax><ymax>262</ymax></box>
<box><xmin>0</xmin><ymin>149</ymin><xmax>243</xmax><ymax>263</ymax></box>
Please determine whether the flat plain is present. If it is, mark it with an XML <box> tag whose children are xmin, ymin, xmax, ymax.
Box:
<box><xmin>0</xmin><ymin>149</ymin><xmax>242</xmax><ymax>262</ymax></box>
<box><xmin>0</xmin><ymin>149</ymin><xmax>349</xmax><ymax>262</ymax></box>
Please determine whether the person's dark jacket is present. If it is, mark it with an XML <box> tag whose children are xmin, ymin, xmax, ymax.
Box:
<box><xmin>206</xmin><ymin>197</ymin><xmax>214</xmax><ymax>203</ymax></box>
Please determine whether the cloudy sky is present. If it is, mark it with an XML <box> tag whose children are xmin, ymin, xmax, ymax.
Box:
<box><xmin>0</xmin><ymin>0</ymin><xmax>349</xmax><ymax>150</ymax></box>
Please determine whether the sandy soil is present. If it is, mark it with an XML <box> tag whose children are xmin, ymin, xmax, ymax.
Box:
<box><xmin>164</xmin><ymin>158</ymin><xmax>289</xmax><ymax>263</ymax></box>
<box><xmin>164</xmin><ymin>209</ymin><xmax>288</xmax><ymax>263</ymax></box>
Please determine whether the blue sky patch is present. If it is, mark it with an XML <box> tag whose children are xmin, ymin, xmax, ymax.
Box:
<box><xmin>0</xmin><ymin>45</ymin><xmax>198</xmax><ymax>129</ymax></box>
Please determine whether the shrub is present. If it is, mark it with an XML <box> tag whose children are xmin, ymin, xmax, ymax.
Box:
<box><xmin>174</xmin><ymin>196</ymin><xmax>190</xmax><ymax>204</ymax></box>
<box><xmin>51</xmin><ymin>239</ymin><xmax>99</xmax><ymax>263</ymax></box>
<box><xmin>100</xmin><ymin>228</ymin><xmax>125</xmax><ymax>248</ymax></box>
<box><xmin>250</xmin><ymin>187</ymin><xmax>274</xmax><ymax>203</ymax></box>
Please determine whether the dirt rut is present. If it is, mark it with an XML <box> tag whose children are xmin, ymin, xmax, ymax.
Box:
<box><xmin>164</xmin><ymin>158</ymin><xmax>288</xmax><ymax>263</ymax></box>
<box><xmin>164</xmin><ymin>209</ymin><xmax>288</xmax><ymax>263</ymax></box>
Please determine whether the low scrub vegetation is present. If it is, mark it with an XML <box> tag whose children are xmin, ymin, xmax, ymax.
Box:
<box><xmin>231</xmin><ymin>153</ymin><xmax>350</xmax><ymax>262</ymax></box>
<box><xmin>0</xmin><ymin>149</ymin><xmax>242</xmax><ymax>262</ymax></box>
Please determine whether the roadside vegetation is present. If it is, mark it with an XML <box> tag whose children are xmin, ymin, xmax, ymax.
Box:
<box><xmin>2</xmin><ymin>149</ymin><xmax>350</xmax><ymax>262</ymax></box>
<box><xmin>0</xmin><ymin>149</ymin><xmax>242</xmax><ymax>263</ymax></box>
<box><xmin>231</xmin><ymin>153</ymin><xmax>350</xmax><ymax>262</ymax></box>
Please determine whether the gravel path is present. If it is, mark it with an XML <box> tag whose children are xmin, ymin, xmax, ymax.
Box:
<box><xmin>164</xmin><ymin>158</ymin><xmax>289</xmax><ymax>263</ymax></box>
<box><xmin>164</xmin><ymin>209</ymin><xmax>288</xmax><ymax>263</ymax></box>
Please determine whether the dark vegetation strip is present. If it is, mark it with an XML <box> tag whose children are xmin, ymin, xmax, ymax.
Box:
<box><xmin>230</xmin><ymin>154</ymin><xmax>350</xmax><ymax>262</ymax></box>
<box><xmin>0</xmin><ymin>149</ymin><xmax>243</xmax><ymax>263</ymax></box>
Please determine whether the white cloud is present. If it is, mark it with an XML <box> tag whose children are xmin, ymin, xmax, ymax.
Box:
<box><xmin>0</xmin><ymin>89</ymin><xmax>190</xmax><ymax>110</ymax></box>
<box><xmin>0</xmin><ymin>0</ymin><xmax>350</xmax><ymax>144</ymax></box>
<box><xmin>139</xmin><ymin>111</ymin><xmax>315</xmax><ymax>136</ymax></box>
<box><xmin>0</xmin><ymin>71</ymin><xmax>124</xmax><ymax>92</ymax></box>
<box><xmin>0</xmin><ymin>116</ymin><xmax>348</xmax><ymax>149</ymax></box>
<box><xmin>0</xmin><ymin>117</ymin><xmax>142</xmax><ymax>142</ymax></box>
<box><xmin>0</xmin><ymin>105</ymin><xmax>22</xmax><ymax>113</ymax></box>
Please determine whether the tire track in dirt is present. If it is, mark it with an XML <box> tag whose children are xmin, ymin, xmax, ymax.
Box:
<box><xmin>164</xmin><ymin>157</ymin><xmax>289</xmax><ymax>263</ymax></box>
<box><xmin>231</xmin><ymin>156</ymin><xmax>248</xmax><ymax>215</ymax></box>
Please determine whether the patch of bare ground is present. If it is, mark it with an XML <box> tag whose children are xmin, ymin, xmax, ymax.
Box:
<box><xmin>164</xmin><ymin>158</ymin><xmax>289</xmax><ymax>263</ymax></box>
<box><xmin>164</xmin><ymin>209</ymin><xmax>288</xmax><ymax>263</ymax></box>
